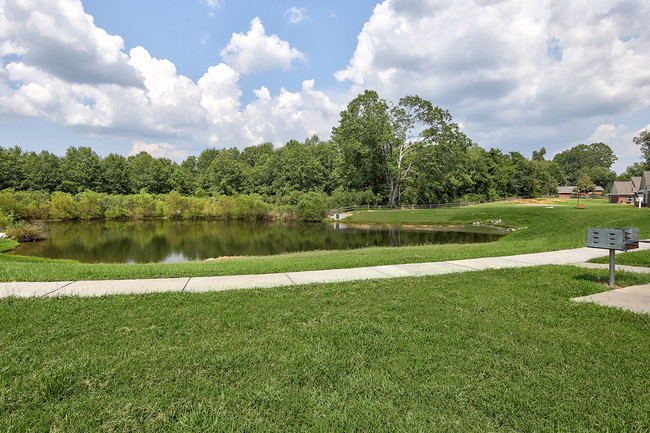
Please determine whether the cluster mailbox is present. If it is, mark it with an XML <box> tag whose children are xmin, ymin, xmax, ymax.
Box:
<box><xmin>586</xmin><ymin>227</ymin><xmax>639</xmax><ymax>252</ymax></box>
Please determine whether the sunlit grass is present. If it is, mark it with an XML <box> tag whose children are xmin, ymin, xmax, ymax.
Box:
<box><xmin>1</xmin><ymin>266</ymin><xmax>649</xmax><ymax>431</ymax></box>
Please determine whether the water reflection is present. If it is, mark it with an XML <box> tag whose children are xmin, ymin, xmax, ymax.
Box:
<box><xmin>9</xmin><ymin>220</ymin><xmax>504</xmax><ymax>264</ymax></box>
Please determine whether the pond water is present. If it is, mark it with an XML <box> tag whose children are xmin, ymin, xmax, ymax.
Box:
<box><xmin>8</xmin><ymin>220</ymin><xmax>505</xmax><ymax>264</ymax></box>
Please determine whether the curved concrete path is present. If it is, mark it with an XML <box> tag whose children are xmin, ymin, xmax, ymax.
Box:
<box><xmin>3</xmin><ymin>243</ymin><xmax>650</xmax><ymax>303</ymax></box>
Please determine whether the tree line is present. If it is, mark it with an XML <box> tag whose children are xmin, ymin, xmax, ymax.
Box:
<box><xmin>0</xmin><ymin>90</ymin><xmax>629</xmax><ymax>209</ymax></box>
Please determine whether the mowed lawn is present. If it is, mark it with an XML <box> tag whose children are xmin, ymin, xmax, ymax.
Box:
<box><xmin>2</xmin><ymin>265</ymin><xmax>650</xmax><ymax>432</ymax></box>
<box><xmin>2</xmin><ymin>198</ymin><xmax>650</xmax><ymax>282</ymax></box>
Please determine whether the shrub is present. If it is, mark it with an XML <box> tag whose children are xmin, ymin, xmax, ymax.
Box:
<box><xmin>163</xmin><ymin>191</ymin><xmax>187</xmax><ymax>219</ymax></box>
<box><xmin>297</xmin><ymin>193</ymin><xmax>328</xmax><ymax>222</ymax></box>
<box><xmin>50</xmin><ymin>192</ymin><xmax>79</xmax><ymax>220</ymax></box>
<box><xmin>126</xmin><ymin>190</ymin><xmax>160</xmax><ymax>219</ymax></box>
<box><xmin>6</xmin><ymin>223</ymin><xmax>47</xmax><ymax>242</ymax></box>
<box><xmin>77</xmin><ymin>190</ymin><xmax>104</xmax><ymax>219</ymax></box>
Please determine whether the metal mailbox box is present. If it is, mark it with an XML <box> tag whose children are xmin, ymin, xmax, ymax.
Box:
<box><xmin>586</xmin><ymin>227</ymin><xmax>639</xmax><ymax>252</ymax></box>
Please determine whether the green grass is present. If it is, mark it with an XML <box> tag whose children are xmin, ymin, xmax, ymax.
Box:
<box><xmin>590</xmin><ymin>248</ymin><xmax>650</xmax><ymax>267</ymax></box>
<box><xmin>1</xmin><ymin>266</ymin><xmax>649</xmax><ymax>431</ymax></box>
<box><xmin>3</xmin><ymin>199</ymin><xmax>650</xmax><ymax>282</ymax></box>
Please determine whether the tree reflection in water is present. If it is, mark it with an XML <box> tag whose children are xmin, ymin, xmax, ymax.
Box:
<box><xmin>10</xmin><ymin>220</ymin><xmax>504</xmax><ymax>263</ymax></box>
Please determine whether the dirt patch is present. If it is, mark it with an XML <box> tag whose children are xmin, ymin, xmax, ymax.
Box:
<box><xmin>511</xmin><ymin>198</ymin><xmax>563</xmax><ymax>205</ymax></box>
<box><xmin>204</xmin><ymin>256</ymin><xmax>245</xmax><ymax>262</ymax></box>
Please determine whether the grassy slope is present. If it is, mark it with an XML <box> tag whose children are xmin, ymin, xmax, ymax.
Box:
<box><xmin>1</xmin><ymin>266</ymin><xmax>649</xmax><ymax>432</ymax></box>
<box><xmin>2</xmin><ymin>199</ymin><xmax>650</xmax><ymax>282</ymax></box>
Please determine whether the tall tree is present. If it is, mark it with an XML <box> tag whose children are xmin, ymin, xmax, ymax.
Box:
<box><xmin>59</xmin><ymin>146</ymin><xmax>101</xmax><ymax>194</ymax></box>
<box><xmin>633</xmin><ymin>129</ymin><xmax>650</xmax><ymax>168</ymax></box>
<box><xmin>0</xmin><ymin>146</ymin><xmax>25</xmax><ymax>190</ymax></box>
<box><xmin>21</xmin><ymin>150</ymin><xmax>61</xmax><ymax>192</ymax></box>
<box><xmin>333</xmin><ymin>91</ymin><xmax>468</xmax><ymax>207</ymax></box>
<box><xmin>99</xmin><ymin>153</ymin><xmax>130</xmax><ymax>194</ymax></box>
<box><xmin>552</xmin><ymin>142</ymin><xmax>617</xmax><ymax>185</ymax></box>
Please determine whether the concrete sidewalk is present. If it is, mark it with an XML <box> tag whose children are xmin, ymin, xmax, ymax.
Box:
<box><xmin>2</xmin><ymin>243</ymin><xmax>650</xmax><ymax>300</ymax></box>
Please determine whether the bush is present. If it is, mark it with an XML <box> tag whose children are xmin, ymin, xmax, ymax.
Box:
<box><xmin>297</xmin><ymin>193</ymin><xmax>328</xmax><ymax>222</ymax></box>
<box><xmin>102</xmin><ymin>195</ymin><xmax>128</xmax><ymax>219</ymax></box>
<box><xmin>77</xmin><ymin>190</ymin><xmax>105</xmax><ymax>219</ymax></box>
<box><xmin>0</xmin><ymin>211</ymin><xmax>12</xmax><ymax>230</ymax></box>
<box><xmin>50</xmin><ymin>192</ymin><xmax>79</xmax><ymax>220</ymax></box>
<box><xmin>6</xmin><ymin>223</ymin><xmax>47</xmax><ymax>242</ymax></box>
<box><xmin>163</xmin><ymin>191</ymin><xmax>187</xmax><ymax>219</ymax></box>
<box><xmin>126</xmin><ymin>190</ymin><xmax>160</xmax><ymax>219</ymax></box>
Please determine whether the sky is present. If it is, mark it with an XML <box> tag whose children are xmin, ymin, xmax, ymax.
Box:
<box><xmin>1</xmin><ymin>0</ymin><xmax>650</xmax><ymax>174</ymax></box>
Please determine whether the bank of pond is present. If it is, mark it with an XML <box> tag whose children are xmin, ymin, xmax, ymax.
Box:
<box><xmin>7</xmin><ymin>220</ymin><xmax>505</xmax><ymax>263</ymax></box>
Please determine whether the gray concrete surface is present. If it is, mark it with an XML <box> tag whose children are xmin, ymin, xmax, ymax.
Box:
<box><xmin>572</xmin><ymin>284</ymin><xmax>650</xmax><ymax>314</ymax></box>
<box><xmin>2</xmin><ymin>243</ymin><xmax>650</xmax><ymax>314</ymax></box>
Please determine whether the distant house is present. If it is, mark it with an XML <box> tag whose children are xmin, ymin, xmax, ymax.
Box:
<box><xmin>557</xmin><ymin>185</ymin><xmax>604</xmax><ymax>198</ymax></box>
<box><xmin>639</xmin><ymin>172</ymin><xmax>650</xmax><ymax>205</ymax></box>
<box><xmin>558</xmin><ymin>186</ymin><xmax>574</xmax><ymax>198</ymax></box>
<box><xmin>609</xmin><ymin>181</ymin><xmax>639</xmax><ymax>204</ymax></box>
<box><xmin>609</xmin><ymin>172</ymin><xmax>649</xmax><ymax>205</ymax></box>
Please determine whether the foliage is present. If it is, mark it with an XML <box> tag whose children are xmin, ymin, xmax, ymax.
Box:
<box><xmin>5</xmin><ymin>223</ymin><xmax>47</xmax><ymax>242</ymax></box>
<box><xmin>552</xmin><ymin>142</ymin><xmax>617</xmax><ymax>186</ymax></box>
<box><xmin>633</xmin><ymin>129</ymin><xmax>650</xmax><ymax>165</ymax></box>
<box><xmin>297</xmin><ymin>192</ymin><xmax>328</xmax><ymax>221</ymax></box>
<box><xmin>575</xmin><ymin>173</ymin><xmax>596</xmax><ymax>193</ymax></box>
<box><xmin>0</xmin><ymin>91</ymin><xmax>632</xmax><ymax>207</ymax></box>
<box><xmin>77</xmin><ymin>190</ymin><xmax>104</xmax><ymax>220</ymax></box>
<box><xmin>49</xmin><ymin>192</ymin><xmax>79</xmax><ymax>220</ymax></box>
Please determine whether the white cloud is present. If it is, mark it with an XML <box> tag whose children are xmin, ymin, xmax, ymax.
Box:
<box><xmin>0</xmin><ymin>0</ymin><xmax>142</xmax><ymax>87</ymax></box>
<box><xmin>241</xmin><ymin>80</ymin><xmax>342</xmax><ymax>146</ymax></box>
<box><xmin>202</xmin><ymin>0</ymin><xmax>222</xmax><ymax>17</ymax></box>
<box><xmin>336</xmin><ymin>0</ymin><xmax>650</xmax><ymax>157</ymax></box>
<box><xmin>220</xmin><ymin>17</ymin><xmax>306</xmax><ymax>74</ymax></box>
<box><xmin>587</xmin><ymin>123</ymin><xmax>650</xmax><ymax>172</ymax></box>
<box><xmin>0</xmin><ymin>0</ymin><xmax>341</xmax><ymax>154</ymax></box>
<box><xmin>129</xmin><ymin>140</ymin><xmax>187</xmax><ymax>161</ymax></box>
<box><xmin>285</xmin><ymin>7</ymin><xmax>307</xmax><ymax>24</ymax></box>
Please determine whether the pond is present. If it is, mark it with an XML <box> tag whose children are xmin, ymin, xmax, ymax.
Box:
<box><xmin>8</xmin><ymin>220</ymin><xmax>505</xmax><ymax>264</ymax></box>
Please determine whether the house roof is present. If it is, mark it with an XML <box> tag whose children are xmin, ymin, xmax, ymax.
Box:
<box><xmin>641</xmin><ymin>171</ymin><xmax>650</xmax><ymax>190</ymax></box>
<box><xmin>631</xmin><ymin>176</ymin><xmax>642</xmax><ymax>190</ymax></box>
<box><xmin>610</xmin><ymin>181</ymin><xmax>635</xmax><ymax>196</ymax></box>
<box><xmin>594</xmin><ymin>186</ymin><xmax>604</xmax><ymax>192</ymax></box>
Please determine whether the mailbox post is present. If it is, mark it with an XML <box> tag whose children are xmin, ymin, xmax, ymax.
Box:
<box><xmin>586</xmin><ymin>227</ymin><xmax>639</xmax><ymax>286</ymax></box>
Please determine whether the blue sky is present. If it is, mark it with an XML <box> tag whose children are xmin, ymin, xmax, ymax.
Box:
<box><xmin>1</xmin><ymin>0</ymin><xmax>650</xmax><ymax>173</ymax></box>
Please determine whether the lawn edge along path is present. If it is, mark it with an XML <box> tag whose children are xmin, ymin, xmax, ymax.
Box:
<box><xmin>3</xmin><ymin>244</ymin><xmax>650</xmax><ymax>298</ymax></box>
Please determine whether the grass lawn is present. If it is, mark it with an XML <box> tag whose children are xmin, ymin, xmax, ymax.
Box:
<box><xmin>590</xmin><ymin>248</ymin><xmax>650</xmax><ymax>267</ymax></box>
<box><xmin>1</xmin><ymin>265</ymin><xmax>649</xmax><ymax>431</ymax></box>
<box><xmin>2</xmin><ymin>198</ymin><xmax>650</xmax><ymax>282</ymax></box>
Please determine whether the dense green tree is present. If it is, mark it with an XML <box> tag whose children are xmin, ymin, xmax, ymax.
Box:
<box><xmin>127</xmin><ymin>152</ymin><xmax>155</xmax><ymax>193</ymax></box>
<box><xmin>205</xmin><ymin>148</ymin><xmax>245</xmax><ymax>195</ymax></box>
<box><xmin>21</xmin><ymin>150</ymin><xmax>61</xmax><ymax>192</ymax></box>
<box><xmin>0</xmin><ymin>146</ymin><xmax>25</xmax><ymax>190</ymax></box>
<box><xmin>197</xmin><ymin>148</ymin><xmax>220</xmax><ymax>191</ymax></box>
<box><xmin>333</xmin><ymin>91</ymin><xmax>469</xmax><ymax>206</ymax></box>
<box><xmin>332</xmin><ymin>90</ymin><xmax>391</xmax><ymax>197</ymax></box>
<box><xmin>270</xmin><ymin>139</ymin><xmax>327</xmax><ymax>194</ymax></box>
<box><xmin>552</xmin><ymin>142</ymin><xmax>617</xmax><ymax>185</ymax></box>
<box><xmin>633</xmin><ymin>129</ymin><xmax>650</xmax><ymax>166</ymax></box>
<box><xmin>148</xmin><ymin>158</ymin><xmax>174</xmax><ymax>194</ymax></box>
<box><xmin>99</xmin><ymin>153</ymin><xmax>130</xmax><ymax>194</ymax></box>
<box><xmin>171</xmin><ymin>156</ymin><xmax>199</xmax><ymax>195</ymax></box>
<box><xmin>239</xmin><ymin>142</ymin><xmax>275</xmax><ymax>195</ymax></box>
<box><xmin>531</xmin><ymin>147</ymin><xmax>546</xmax><ymax>162</ymax></box>
<box><xmin>59</xmin><ymin>146</ymin><xmax>101</xmax><ymax>194</ymax></box>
